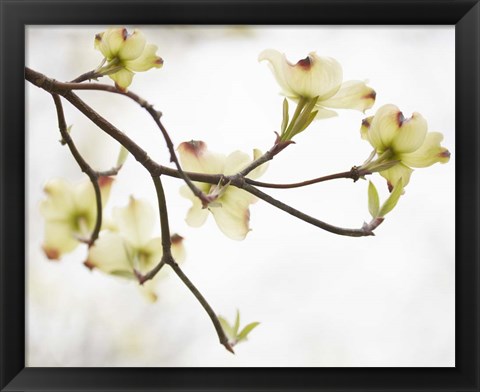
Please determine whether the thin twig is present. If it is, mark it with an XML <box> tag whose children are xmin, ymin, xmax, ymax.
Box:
<box><xmin>51</xmin><ymin>94</ymin><xmax>103</xmax><ymax>246</ymax></box>
<box><xmin>70</xmin><ymin>70</ymin><xmax>103</xmax><ymax>83</ymax></box>
<box><xmin>239</xmin><ymin>182</ymin><xmax>374</xmax><ymax>237</ymax></box>
<box><xmin>167</xmin><ymin>257</ymin><xmax>234</xmax><ymax>354</ymax></box>
<box><xmin>245</xmin><ymin>167</ymin><xmax>372</xmax><ymax>189</ymax></box>
<box><xmin>152</xmin><ymin>176</ymin><xmax>172</xmax><ymax>255</ymax></box>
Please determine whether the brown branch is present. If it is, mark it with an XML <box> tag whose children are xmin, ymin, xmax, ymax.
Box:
<box><xmin>167</xmin><ymin>256</ymin><xmax>234</xmax><ymax>354</ymax></box>
<box><xmin>70</xmin><ymin>69</ymin><xmax>103</xmax><ymax>83</ymax></box>
<box><xmin>29</xmin><ymin>66</ymin><xmax>377</xmax><ymax>354</ymax></box>
<box><xmin>38</xmin><ymin>77</ymin><xmax>213</xmax><ymax>206</ymax></box>
<box><xmin>27</xmin><ymin>67</ymin><xmax>377</xmax><ymax>240</ymax></box>
<box><xmin>245</xmin><ymin>167</ymin><xmax>372</xmax><ymax>189</ymax></box>
<box><xmin>238</xmin><ymin>182</ymin><xmax>374</xmax><ymax>237</ymax></box>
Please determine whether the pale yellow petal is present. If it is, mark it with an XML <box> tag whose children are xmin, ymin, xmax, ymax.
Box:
<box><xmin>100</xmin><ymin>28</ymin><xmax>126</xmax><ymax>59</ymax></box>
<box><xmin>223</xmin><ymin>151</ymin><xmax>252</xmax><ymax>176</ymax></box>
<box><xmin>286</xmin><ymin>52</ymin><xmax>343</xmax><ymax>101</ymax></box>
<box><xmin>380</xmin><ymin>163</ymin><xmax>413</xmax><ymax>189</ymax></box>
<box><xmin>177</xmin><ymin>140</ymin><xmax>225</xmax><ymax>174</ymax></box>
<box><xmin>258</xmin><ymin>49</ymin><xmax>296</xmax><ymax>97</ymax></box>
<box><xmin>319</xmin><ymin>80</ymin><xmax>376</xmax><ymax>112</ymax></box>
<box><xmin>86</xmin><ymin>232</ymin><xmax>134</xmax><ymax>277</ymax></box>
<box><xmin>180</xmin><ymin>185</ymin><xmax>209</xmax><ymax>227</ymax></box>
<box><xmin>369</xmin><ymin>104</ymin><xmax>401</xmax><ymax>152</ymax></box>
<box><xmin>72</xmin><ymin>180</ymin><xmax>97</xmax><ymax>226</ymax></box>
<box><xmin>125</xmin><ymin>44</ymin><xmax>163</xmax><ymax>72</ymax></box>
<box><xmin>171</xmin><ymin>234</ymin><xmax>186</xmax><ymax>263</ymax></box>
<box><xmin>42</xmin><ymin>220</ymin><xmax>79</xmax><ymax>260</ymax></box>
<box><xmin>391</xmin><ymin>112</ymin><xmax>428</xmax><ymax>154</ymax></box>
<box><xmin>314</xmin><ymin>106</ymin><xmax>338</xmax><ymax>119</ymax></box>
<box><xmin>94</xmin><ymin>32</ymin><xmax>104</xmax><ymax>52</ymax></box>
<box><xmin>118</xmin><ymin>29</ymin><xmax>146</xmax><ymax>61</ymax></box>
<box><xmin>98</xmin><ymin>176</ymin><xmax>114</xmax><ymax>205</ymax></box>
<box><xmin>109</xmin><ymin>68</ymin><xmax>134</xmax><ymax>90</ymax></box>
<box><xmin>188</xmin><ymin>201</ymin><xmax>210</xmax><ymax>228</ymax></box>
<box><xmin>401</xmin><ymin>132</ymin><xmax>451</xmax><ymax>168</ymax></box>
<box><xmin>210</xmin><ymin>188</ymin><xmax>256</xmax><ymax>240</ymax></box>
<box><xmin>360</xmin><ymin>116</ymin><xmax>374</xmax><ymax>141</ymax></box>
<box><xmin>39</xmin><ymin>178</ymin><xmax>75</xmax><ymax>220</ymax></box>
<box><xmin>287</xmin><ymin>53</ymin><xmax>343</xmax><ymax>99</ymax></box>
<box><xmin>113</xmin><ymin>197</ymin><xmax>155</xmax><ymax>247</ymax></box>
<box><xmin>141</xmin><ymin>237</ymin><xmax>163</xmax><ymax>272</ymax></box>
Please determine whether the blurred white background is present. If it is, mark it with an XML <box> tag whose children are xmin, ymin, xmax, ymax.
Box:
<box><xmin>26</xmin><ymin>26</ymin><xmax>455</xmax><ymax>367</ymax></box>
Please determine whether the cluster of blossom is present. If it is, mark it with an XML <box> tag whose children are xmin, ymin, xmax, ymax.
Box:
<box><xmin>38</xmin><ymin>28</ymin><xmax>450</xmax><ymax>346</ymax></box>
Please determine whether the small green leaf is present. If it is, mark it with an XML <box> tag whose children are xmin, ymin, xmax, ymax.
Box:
<box><xmin>281</xmin><ymin>98</ymin><xmax>289</xmax><ymax>134</ymax></box>
<box><xmin>297</xmin><ymin>110</ymin><xmax>318</xmax><ymax>134</ymax></box>
<box><xmin>116</xmin><ymin>145</ymin><xmax>129</xmax><ymax>167</ymax></box>
<box><xmin>218</xmin><ymin>316</ymin><xmax>234</xmax><ymax>340</ymax></box>
<box><xmin>237</xmin><ymin>322</ymin><xmax>260</xmax><ymax>342</ymax></box>
<box><xmin>378</xmin><ymin>178</ymin><xmax>403</xmax><ymax>217</ymax></box>
<box><xmin>290</xmin><ymin>97</ymin><xmax>319</xmax><ymax>137</ymax></box>
<box><xmin>233</xmin><ymin>309</ymin><xmax>240</xmax><ymax>336</ymax></box>
<box><xmin>368</xmin><ymin>181</ymin><xmax>380</xmax><ymax>218</ymax></box>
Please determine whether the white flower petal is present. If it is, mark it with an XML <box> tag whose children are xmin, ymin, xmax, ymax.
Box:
<box><xmin>210</xmin><ymin>188</ymin><xmax>256</xmax><ymax>240</ymax></box>
<box><xmin>380</xmin><ymin>162</ymin><xmax>413</xmax><ymax>189</ymax></box>
<box><xmin>180</xmin><ymin>186</ymin><xmax>209</xmax><ymax>227</ymax></box>
<box><xmin>391</xmin><ymin>112</ymin><xmax>428</xmax><ymax>154</ymax></box>
<box><xmin>113</xmin><ymin>197</ymin><xmax>155</xmax><ymax>247</ymax></box>
<box><xmin>171</xmin><ymin>234</ymin><xmax>186</xmax><ymax>263</ymax></box>
<box><xmin>314</xmin><ymin>106</ymin><xmax>339</xmax><ymax>119</ymax></box>
<box><xmin>86</xmin><ymin>232</ymin><xmax>134</xmax><ymax>277</ymax></box>
<box><xmin>223</xmin><ymin>151</ymin><xmax>252</xmax><ymax>176</ymax></box>
<box><xmin>39</xmin><ymin>178</ymin><xmax>76</xmax><ymax>220</ymax></box>
<box><xmin>118</xmin><ymin>29</ymin><xmax>146</xmax><ymax>61</ymax></box>
<box><xmin>400</xmin><ymin>132</ymin><xmax>451</xmax><ymax>168</ymax></box>
<box><xmin>258</xmin><ymin>49</ymin><xmax>296</xmax><ymax>97</ymax></box>
<box><xmin>141</xmin><ymin>237</ymin><xmax>163</xmax><ymax>272</ymax></box>
<box><xmin>259</xmin><ymin>50</ymin><xmax>343</xmax><ymax>99</ymax></box>
<box><xmin>369</xmin><ymin>104</ymin><xmax>401</xmax><ymax>152</ymax></box>
<box><xmin>42</xmin><ymin>220</ymin><xmax>79</xmax><ymax>260</ymax></box>
<box><xmin>288</xmin><ymin>52</ymin><xmax>343</xmax><ymax>99</ymax></box>
<box><xmin>109</xmin><ymin>68</ymin><xmax>134</xmax><ymax>90</ymax></box>
<box><xmin>125</xmin><ymin>44</ymin><xmax>163</xmax><ymax>72</ymax></box>
<box><xmin>319</xmin><ymin>80</ymin><xmax>376</xmax><ymax>112</ymax></box>
<box><xmin>178</xmin><ymin>141</ymin><xmax>225</xmax><ymax>174</ymax></box>
<box><xmin>100</xmin><ymin>28</ymin><xmax>126</xmax><ymax>59</ymax></box>
<box><xmin>360</xmin><ymin>116</ymin><xmax>374</xmax><ymax>141</ymax></box>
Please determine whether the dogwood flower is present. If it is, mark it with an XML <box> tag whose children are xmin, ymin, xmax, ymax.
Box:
<box><xmin>85</xmin><ymin>197</ymin><xmax>185</xmax><ymax>301</ymax></box>
<box><xmin>94</xmin><ymin>27</ymin><xmax>163</xmax><ymax>90</ymax></box>
<box><xmin>360</xmin><ymin>104</ymin><xmax>450</xmax><ymax>189</ymax></box>
<box><xmin>178</xmin><ymin>141</ymin><xmax>268</xmax><ymax>241</ymax></box>
<box><xmin>40</xmin><ymin>176</ymin><xmax>113</xmax><ymax>260</ymax></box>
<box><xmin>259</xmin><ymin>49</ymin><xmax>376</xmax><ymax>119</ymax></box>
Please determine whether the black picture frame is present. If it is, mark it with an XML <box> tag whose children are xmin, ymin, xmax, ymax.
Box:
<box><xmin>1</xmin><ymin>0</ymin><xmax>479</xmax><ymax>391</ymax></box>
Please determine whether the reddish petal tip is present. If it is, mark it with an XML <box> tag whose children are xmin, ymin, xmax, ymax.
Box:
<box><xmin>42</xmin><ymin>246</ymin><xmax>60</xmax><ymax>260</ymax></box>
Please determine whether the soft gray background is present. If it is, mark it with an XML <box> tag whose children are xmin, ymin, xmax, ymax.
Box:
<box><xmin>26</xmin><ymin>26</ymin><xmax>455</xmax><ymax>366</ymax></box>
